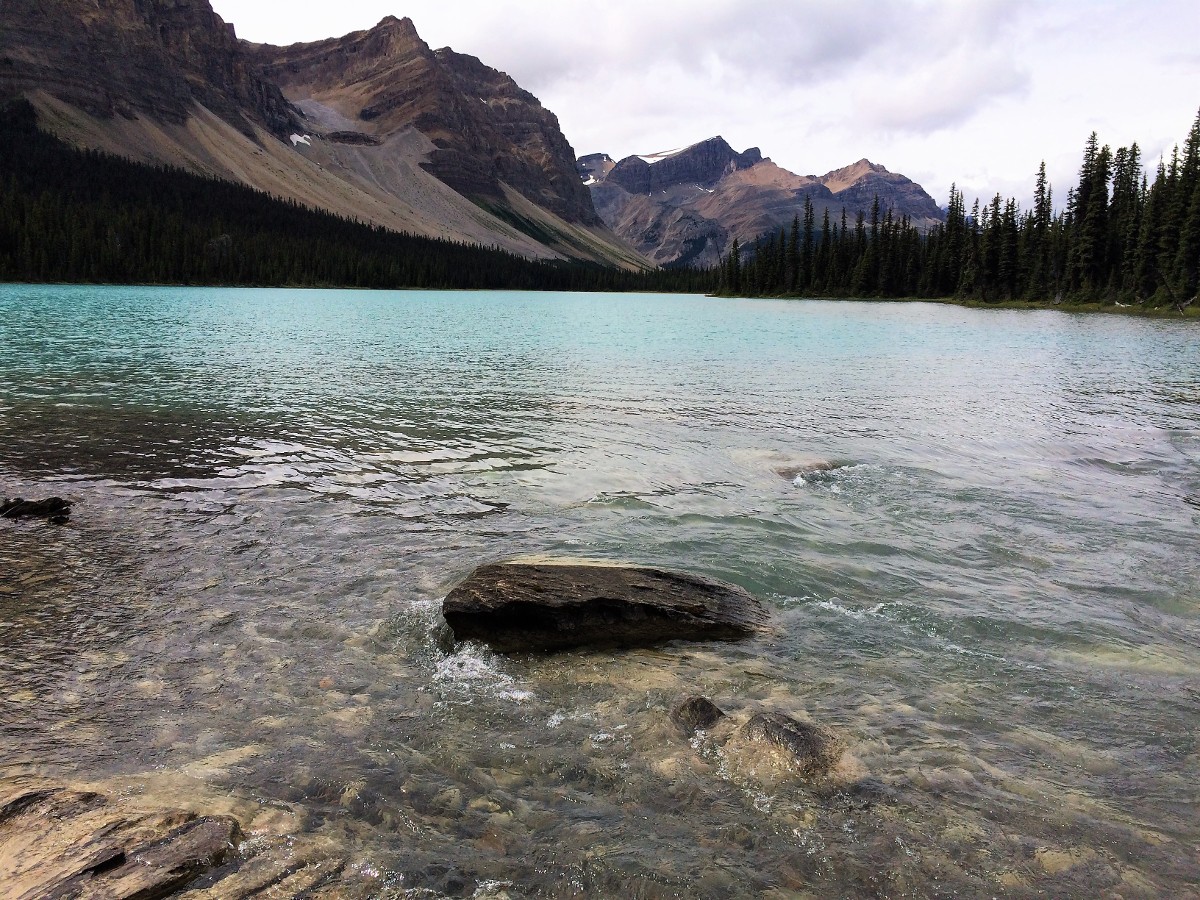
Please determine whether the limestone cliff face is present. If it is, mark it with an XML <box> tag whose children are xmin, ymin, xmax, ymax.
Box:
<box><xmin>250</xmin><ymin>17</ymin><xmax>600</xmax><ymax>226</ymax></box>
<box><xmin>0</xmin><ymin>0</ymin><xmax>297</xmax><ymax>137</ymax></box>
<box><xmin>586</xmin><ymin>139</ymin><xmax>945</xmax><ymax>268</ymax></box>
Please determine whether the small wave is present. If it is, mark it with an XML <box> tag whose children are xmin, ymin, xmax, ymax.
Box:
<box><xmin>802</xmin><ymin>596</ymin><xmax>1010</xmax><ymax>663</ymax></box>
<box><xmin>793</xmin><ymin>463</ymin><xmax>879</xmax><ymax>488</ymax></box>
<box><xmin>811</xmin><ymin>598</ymin><xmax>889</xmax><ymax>621</ymax></box>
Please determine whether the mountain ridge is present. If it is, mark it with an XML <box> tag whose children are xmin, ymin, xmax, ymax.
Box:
<box><xmin>582</xmin><ymin>138</ymin><xmax>945</xmax><ymax>267</ymax></box>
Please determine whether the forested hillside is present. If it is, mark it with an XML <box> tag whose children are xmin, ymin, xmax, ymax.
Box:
<box><xmin>722</xmin><ymin>111</ymin><xmax>1200</xmax><ymax>311</ymax></box>
<box><xmin>0</xmin><ymin>101</ymin><xmax>712</xmax><ymax>294</ymax></box>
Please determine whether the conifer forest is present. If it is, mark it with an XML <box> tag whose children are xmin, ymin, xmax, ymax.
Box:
<box><xmin>2</xmin><ymin>96</ymin><xmax>1197</xmax><ymax>312</ymax></box>
<box><xmin>720</xmin><ymin>111</ymin><xmax>1200</xmax><ymax>312</ymax></box>
<box><xmin>0</xmin><ymin>101</ymin><xmax>711</xmax><ymax>295</ymax></box>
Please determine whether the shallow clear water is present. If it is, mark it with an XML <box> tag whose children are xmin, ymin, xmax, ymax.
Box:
<box><xmin>1</xmin><ymin>285</ymin><xmax>1198</xmax><ymax>897</ymax></box>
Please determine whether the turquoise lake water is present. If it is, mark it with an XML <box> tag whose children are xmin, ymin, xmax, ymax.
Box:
<box><xmin>1</xmin><ymin>285</ymin><xmax>1198</xmax><ymax>897</ymax></box>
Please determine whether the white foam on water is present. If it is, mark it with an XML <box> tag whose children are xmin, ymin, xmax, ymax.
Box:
<box><xmin>547</xmin><ymin>709</ymin><xmax>594</xmax><ymax>729</ymax></box>
<box><xmin>432</xmin><ymin>650</ymin><xmax>500</xmax><ymax>683</ymax></box>
<box><xmin>429</xmin><ymin>639</ymin><xmax>536</xmax><ymax>704</ymax></box>
<box><xmin>473</xmin><ymin>882</ymin><xmax>516</xmax><ymax>899</ymax></box>
<box><xmin>811</xmin><ymin>599</ymin><xmax>888</xmax><ymax>621</ymax></box>
<box><xmin>497</xmin><ymin>689</ymin><xmax>533</xmax><ymax>703</ymax></box>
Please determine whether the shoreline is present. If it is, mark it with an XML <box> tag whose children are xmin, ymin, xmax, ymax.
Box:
<box><xmin>4</xmin><ymin>280</ymin><xmax>1199</xmax><ymax>318</ymax></box>
<box><xmin>713</xmin><ymin>292</ymin><xmax>1200</xmax><ymax>319</ymax></box>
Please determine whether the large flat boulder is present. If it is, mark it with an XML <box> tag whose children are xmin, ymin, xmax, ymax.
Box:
<box><xmin>442</xmin><ymin>562</ymin><xmax>770</xmax><ymax>652</ymax></box>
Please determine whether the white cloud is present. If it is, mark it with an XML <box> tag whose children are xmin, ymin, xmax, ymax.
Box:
<box><xmin>212</xmin><ymin>0</ymin><xmax>1200</xmax><ymax>210</ymax></box>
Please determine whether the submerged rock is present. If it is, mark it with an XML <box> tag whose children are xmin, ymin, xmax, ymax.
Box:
<box><xmin>0</xmin><ymin>783</ymin><xmax>239</xmax><ymax>898</ymax></box>
<box><xmin>774</xmin><ymin>461</ymin><xmax>839</xmax><ymax>481</ymax></box>
<box><xmin>442</xmin><ymin>562</ymin><xmax>770</xmax><ymax>652</ymax></box>
<box><xmin>723</xmin><ymin>712</ymin><xmax>845</xmax><ymax>784</ymax></box>
<box><xmin>672</xmin><ymin>697</ymin><xmax>726</xmax><ymax>735</ymax></box>
<box><xmin>1</xmin><ymin>497</ymin><xmax>71</xmax><ymax>524</ymax></box>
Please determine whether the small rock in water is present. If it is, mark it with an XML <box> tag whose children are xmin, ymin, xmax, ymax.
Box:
<box><xmin>773</xmin><ymin>458</ymin><xmax>845</xmax><ymax>484</ymax></box>
<box><xmin>724</xmin><ymin>712</ymin><xmax>845</xmax><ymax>783</ymax></box>
<box><xmin>442</xmin><ymin>562</ymin><xmax>770</xmax><ymax>652</ymax></box>
<box><xmin>672</xmin><ymin>696</ymin><xmax>726</xmax><ymax>735</ymax></box>
<box><xmin>775</xmin><ymin>462</ymin><xmax>835</xmax><ymax>480</ymax></box>
<box><xmin>0</xmin><ymin>497</ymin><xmax>72</xmax><ymax>524</ymax></box>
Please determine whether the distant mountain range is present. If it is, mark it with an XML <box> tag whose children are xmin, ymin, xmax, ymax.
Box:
<box><xmin>0</xmin><ymin>0</ymin><xmax>944</xmax><ymax>272</ymax></box>
<box><xmin>581</xmin><ymin>138</ymin><xmax>946</xmax><ymax>268</ymax></box>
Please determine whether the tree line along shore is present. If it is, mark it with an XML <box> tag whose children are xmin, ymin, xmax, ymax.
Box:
<box><xmin>2</xmin><ymin>96</ymin><xmax>1197</xmax><ymax>317</ymax></box>
<box><xmin>718</xmin><ymin>111</ymin><xmax>1200</xmax><ymax>316</ymax></box>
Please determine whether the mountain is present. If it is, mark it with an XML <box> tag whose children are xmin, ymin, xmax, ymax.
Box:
<box><xmin>584</xmin><ymin>137</ymin><xmax>945</xmax><ymax>268</ymax></box>
<box><xmin>0</xmin><ymin>3</ymin><xmax>646</xmax><ymax>268</ymax></box>
<box><xmin>0</xmin><ymin>0</ymin><xmax>297</xmax><ymax>137</ymax></box>
<box><xmin>249</xmin><ymin>16</ymin><xmax>601</xmax><ymax>229</ymax></box>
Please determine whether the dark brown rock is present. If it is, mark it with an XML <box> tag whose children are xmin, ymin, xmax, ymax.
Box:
<box><xmin>672</xmin><ymin>697</ymin><xmax>726</xmax><ymax>734</ymax></box>
<box><xmin>773</xmin><ymin>460</ymin><xmax>841</xmax><ymax>482</ymax></box>
<box><xmin>326</xmin><ymin>131</ymin><xmax>382</xmax><ymax>145</ymax></box>
<box><xmin>728</xmin><ymin>712</ymin><xmax>845</xmax><ymax>781</ymax></box>
<box><xmin>0</xmin><ymin>781</ymin><xmax>352</xmax><ymax>899</ymax></box>
<box><xmin>1</xmin><ymin>497</ymin><xmax>71</xmax><ymax>524</ymax></box>
<box><xmin>442</xmin><ymin>562</ymin><xmax>770</xmax><ymax>653</ymax></box>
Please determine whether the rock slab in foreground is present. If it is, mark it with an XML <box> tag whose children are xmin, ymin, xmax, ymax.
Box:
<box><xmin>443</xmin><ymin>562</ymin><xmax>770</xmax><ymax>652</ymax></box>
<box><xmin>0</xmin><ymin>784</ymin><xmax>238</xmax><ymax>899</ymax></box>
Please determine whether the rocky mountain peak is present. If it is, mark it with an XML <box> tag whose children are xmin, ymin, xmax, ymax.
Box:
<box><xmin>816</xmin><ymin>159</ymin><xmax>943</xmax><ymax>221</ymax></box>
<box><xmin>250</xmin><ymin>19</ymin><xmax>601</xmax><ymax>226</ymax></box>
<box><xmin>358</xmin><ymin>16</ymin><xmax>425</xmax><ymax>57</ymax></box>
<box><xmin>605</xmin><ymin>137</ymin><xmax>764</xmax><ymax>195</ymax></box>
<box><xmin>819</xmin><ymin>158</ymin><xmax>890</xmax><ymax>193</ymax></box>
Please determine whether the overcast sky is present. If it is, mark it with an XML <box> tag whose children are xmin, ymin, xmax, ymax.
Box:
<box><xmin>212</xmin><ymin>0</ymin><xmax>1199</xmax><ymax>210</ymax></box>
